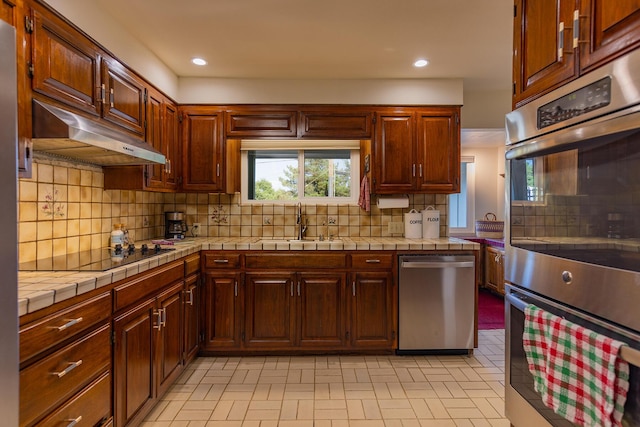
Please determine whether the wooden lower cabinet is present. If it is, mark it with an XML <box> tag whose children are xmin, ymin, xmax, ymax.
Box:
<box><xmin>113</xmin><ymin>281</ymin><xmax>184</xmax><ymax>427</ymax></box>
<box><xmin>350</xmin><ymin>271</ymin><xmax>396</xmax><ymax>349</ymax></box>
<box><xmin>298</xmin><ymin>273</ymin><xmax>347</xmax><ymax>348</ymax></box>
<box><xmin>183</xmin><ymin>274</ymin><xmax>200</xmax><ymax>363</ymax></box>
<box><xmin>484</xmin><ymin>246</ymin><xmax>505</xmax><ymax>295</ymax></box>
<box><xmin>243</xmin><ymin>271</ymin><xmax>347</xmax><ymax>350</ymax></box>
<box><xmin>201</xmin><ymin>251</ymin><xmax>395</xmax><ymax>354</ymax></box>
<box><xmin>244</xmin><ymin>272</ymin><xmax>297</xmax><ymax>349</ymax></box>
<box><xmin>202</xmin><ymin>272</ymin><xmax>243</xmax><ymax>350</ymax></box>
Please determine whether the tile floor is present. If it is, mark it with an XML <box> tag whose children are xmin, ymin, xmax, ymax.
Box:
<box><xmin>141</xmin><ymin>329</ymin><xmax>508</xmax><ymax>427</ymax></box>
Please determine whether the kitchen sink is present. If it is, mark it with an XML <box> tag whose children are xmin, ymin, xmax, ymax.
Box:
<box><xmin>255</xmin><ymin>238</ymin><xmax>341</xmax><ymax>244</ymax></box>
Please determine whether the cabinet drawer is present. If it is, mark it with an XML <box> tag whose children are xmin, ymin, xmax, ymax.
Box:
<box><xmin>203</xmin><ymin>252</ymin><xmax>242</xmax><ymax>269</ymax></box>
<box><xmin>36</xmin><ymin>371</ymin><xmax>111</xmax><ymax>427</ymax></box>
<box><xmin>351</xmin><ymin>253</ymin><xmax>394</xmax><ymax>270</ymax></box>
<box><xmin>113</xmin><ymin>260</ymin><xmax>184</xmax><ymax>312</ymax></box>
<box><xmin>20</xmin><ymin>324</ymin><xmax>111</xmax><ymax>427</ymax></box>
<box><xmin>184</xmin><ymin>253</ymin><xmax>201</xmax><ymax>276</ymax></box>
<box><xmin>245</xmin><ymin>253</ymin><xmax>347</xmax><ymax>269</ymax></box>
<box><xmin>20</xmin><ymin>292</ymin><xmax>111</xmax><ymax>364</ymax></box>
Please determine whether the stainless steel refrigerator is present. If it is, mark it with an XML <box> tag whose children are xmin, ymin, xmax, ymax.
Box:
<box><xmin>0</xmin><ymin>18</ymin><xmax>20</xmax><ymax>427</ymax></box>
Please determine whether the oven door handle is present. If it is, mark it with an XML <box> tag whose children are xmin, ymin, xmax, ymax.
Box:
<box><xmin>507</xmin><ymin>289</ymin><xmax>640</xmax><ymax>368</ymax></box>
<box><xmin>505</xmin><ymin>291</ymin><xmax>529</xmax><ymax>312</ymax></box>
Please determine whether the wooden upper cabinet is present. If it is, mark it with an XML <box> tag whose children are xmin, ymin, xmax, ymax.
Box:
<box><xmin>373</xmin><ymin>107</ymin><xmax>460</xmax><ymax>194</ymax></box>
<box><xmin>579</xmin><ymin>0</ymin><xmax>640</xmax><ymax>72</ymax></box>
<box><xmin>514</xmin><ymin>0</ymin><xmax>640</xmax><ymax>107</ymax></box>
<box><xmin>513</xmin><ymin>0</ymin><xmax>578</xmax><ymax>107</ymax></box>
<box><xmin>144</xmin><ymin>88</ymin><xmax>178</xmax><ymax>191</ymax></box>
<box><xmin>372</xmin><ymin>111</ymin><xmax>416</xmax><ymax>193</ymax></box>
<box><xmin>416</xmin><ymin>108</ymin><xmax>460</xmax><ymax>193</ymax></box>
<box><xmin>163</xmin><ymin>101</ymin><xmax>180</xmax><ymax>190</ymax></box>
<box><xmin>1</xmin><ymin>0</ymin><xmax>16</xmax><ymax>26</ymax></box>
<box><xmin>226</xmin><ymin>108</ymin><xmax>297</xmax><ymax>138</ymax></box>
<box><xmin>299</xmin><ymin>109</ymin><xmax>372</xmax><ymax>138</ymax></box>
<box><xmin>180</xmin><ymin>106</ymin><xmax>225</xmax><ymax>192</ymax></box>
<box><xmin>100</xmin><ymin>56</ymin><xmax>146</xmax><ymax>136</ymax></box>
<box><xmin>31</xmin><ymin>8</ymin><xmax>102</xmax><ymax>117</ymax></box>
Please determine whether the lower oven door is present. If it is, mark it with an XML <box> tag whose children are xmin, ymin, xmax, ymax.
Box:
<box><xmin>505</xmin><ymin>284</ymin><xmax>640</xmax><ymax>427</ymax></box>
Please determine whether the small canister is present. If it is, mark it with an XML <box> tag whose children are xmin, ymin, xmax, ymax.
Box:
<box><xmin>404</xmin><ymin>209</ymin><xmax>423</xmax><ymax>238</ymax></box>
<box><xmin>422</xmin><ymin>206</ymin><xmax>440</xmax><ymax>238</ymax></box>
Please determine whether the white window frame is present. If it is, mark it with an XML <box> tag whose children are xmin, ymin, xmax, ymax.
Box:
<box><xmin>240</xmin><ymin>140</ymin><xmax>360</xmax><ymax>205</ymax></box>
<box><xmin>449</xmin><ymin>156</ymin><xmax>476</xmax><ymax>235</ymax></box>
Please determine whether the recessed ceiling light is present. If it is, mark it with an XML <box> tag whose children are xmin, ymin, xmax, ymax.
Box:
<box><xmin>413</xmin><ymin>59</ymin><xmax>429</xmax><ymax>68</ymax></box>
<box><xmin>191</xmin><ymin>57</ymin><xmax>207</xmax><ymax>66</ymax></box>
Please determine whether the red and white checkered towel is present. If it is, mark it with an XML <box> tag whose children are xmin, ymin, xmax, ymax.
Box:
<box><xmin>523</xmin><ymin>304</ymin><xmax>630</xmax><ymax>427</ymax></box>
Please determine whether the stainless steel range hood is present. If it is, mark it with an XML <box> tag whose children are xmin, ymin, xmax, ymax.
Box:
<box><xmin>31</xmin><ymin>100</ymin><xmax>165</xmax><ymax>166</ymax></box>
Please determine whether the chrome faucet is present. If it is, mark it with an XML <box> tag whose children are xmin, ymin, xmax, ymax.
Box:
<box><xmin>296</xmin><ymin>202</ymin><xmax>307</xmax><ymax>240</ymax></box>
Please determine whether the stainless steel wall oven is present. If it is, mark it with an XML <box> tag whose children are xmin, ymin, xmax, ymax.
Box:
<box><xmin>505</xmin><ymin>48</ymin><xmax>640</xmax><ymax>427</ymax></box>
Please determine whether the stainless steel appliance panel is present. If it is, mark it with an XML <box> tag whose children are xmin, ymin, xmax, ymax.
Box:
<box><xmin>398</xmin><ymin>255</ymin><xmax>475</xmax><ymax>352</ymax></box>
<box><xmin>0</xmin><ymin>19</ymin><xmax>19</xmax><ymax>427</ymax></box>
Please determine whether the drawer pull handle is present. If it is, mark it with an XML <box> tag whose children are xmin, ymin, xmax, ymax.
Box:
<box><xmin>65</xmin><ymin>416</ymin><xmax>82</xmax><ymax>427</ymax></box>
<box><xmin>160</xmin><ymin>308</ymin><xmax>167</xmax><ymax>327</ymax></box>
<box><xmin>185</xmin><ymin>289</ymin><xmax>194</xmax><ymax>305</ymax></box>
<box><xmin>214</xmin><ymin>259</ymin><xmax>229</xmax><ymax>263</ymax></box>
<box><xmin>365</xmin><ymin>259</ymin><xmax>381</xmax><ymax>263</ymax></box>
<box><xmin>153</xmin><ymin>310</ymin><xmax>162</xmax><ymax>330</ymax></box>
<box><xmin>55</xmin><ymin>317</ymin><xmax>83</xmax><ymax>331</ymax></box>
<box><xmin>53</xmin><ymin>360</ymin><xmax>83</xmax><ymax>378</ymax></box>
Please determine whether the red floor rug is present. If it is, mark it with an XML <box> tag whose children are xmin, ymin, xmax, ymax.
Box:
<box><xmin>478</xmin><ymin>289</ymin><xmax>505</xmax><ymax>330</ymax></box>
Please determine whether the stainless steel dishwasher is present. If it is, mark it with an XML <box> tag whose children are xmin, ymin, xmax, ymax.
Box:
<box><xmin>397</xmin><ymin>254</ymin><xmax>475</xmax><ymax>354</ymax></box>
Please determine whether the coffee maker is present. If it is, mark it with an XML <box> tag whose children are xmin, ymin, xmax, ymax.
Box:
<box><xmin>165</xmin><ymin>211</ymin><xmax>187</xmax><ymax>239</ymax></box>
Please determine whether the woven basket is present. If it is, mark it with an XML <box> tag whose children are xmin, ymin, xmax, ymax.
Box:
<box><xmin>475</xmin><ymin>213</ymin><xmax>504</xmax><ymax>238</ymax></box>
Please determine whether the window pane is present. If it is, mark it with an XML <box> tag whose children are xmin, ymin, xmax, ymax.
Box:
<box><xmin>449</xmin><ymin>163</ymin><xmax>468</xmax><ymax>228</ymax></box>
<box><xmin>249</xmin><ymin>150</ymin><xmax>298</xmax><ymax>200</ymax></box>
<box><xmin>303</xmin><ymin>150</ymin><xmax>351</xmax><ymax>198</ymax></box>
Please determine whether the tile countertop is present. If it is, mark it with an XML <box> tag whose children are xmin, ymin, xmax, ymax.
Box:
<box><xmin>17</xmin><ymin>237</ymin><xmax>479</xmax><ymax>317</ymax></box>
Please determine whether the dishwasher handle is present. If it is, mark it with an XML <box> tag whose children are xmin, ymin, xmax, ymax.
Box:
<box><xmin>401</xmin><ymin>261</ymin><xmax>474</xmax><ymax>269</ymax></box>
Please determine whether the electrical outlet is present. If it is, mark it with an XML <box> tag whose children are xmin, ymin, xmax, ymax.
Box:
<box><xmin>388</xmin><ymin>221</ymin><xmax>404</xmax><ymax>234</ymax></box>
<box><xmin>192</xmin><ymin>223</ymin><xmax>201</xmax><ymax>236</ymax></box>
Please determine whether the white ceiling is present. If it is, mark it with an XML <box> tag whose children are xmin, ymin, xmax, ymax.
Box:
<box><xmin>91</xmin><ymin>0</ymin><xmax>513</xmax><ymax>146</ymax></box>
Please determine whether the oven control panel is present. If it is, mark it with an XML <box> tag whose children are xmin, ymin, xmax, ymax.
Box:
<box><xmin>538</xmin><ymin>77</ymin><xmax>611</xmax><ymax>129</ymax></box>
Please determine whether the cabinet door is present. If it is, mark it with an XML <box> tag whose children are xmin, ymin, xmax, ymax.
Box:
<box><xmin>181</xmin><ymin>108</ymin><xmax>225</xmax><ymax>192</ymax></box>
<box><xmin>183</xmin><ymin>274</ymin><xmax>200</xmax><ymax>363</ymax></box>
<box><xmin>513</xmin><ymin>0</ymin><xmax>578</xmax><ymax>106</ymax></box>
<box><xmin>145</xmin><ymin>89</ymin><xmax>165</xmax><ymax>189</ymax></box>
<box><xmin>244</xmin><ymin>272</ymin><xmax>296</xmax><ymax>349</ymax></box>
<box><xmin>484</xmin><ymin>246</ymin><xmax>504</xmax><ymax>294</ymax></box>
<box><xmin>156</xmin><ymin>282</ymin><xmax>184</xmax><ymax>398</ymax></box>
<box><xmin>163</xmin><ymin>101</ymin><xmax>180</xmax><ymax>190</ymax></box>
<box><xmin>350</xmin><ymin>271</ymin><xmax>395</xmax><ymax>349</ymax></box>
<box><xmin>298</xmin><ymin>272</ymin><xmax>346</xmax><ymax>348</ymax></box>
<box><xmin>416</xmin><ymin>109</ymin><xmax>460</xmax><ymax>193</ymax></box>
<box><xmin>203</xmin><ymin>272</ymin><xmax>242</xmax><ymax>349</ymax></box>
<box><xmin>1</xmin><ymin>0</ymin><xmax>16</xmax><ymax>26</ymax></box>
<box><xmin>113</xmin><ymin>298</ymin><xmax>157</xmax><ymax>427</ymax></box>
<box><xmin>299</xmin><ymin>110</ymin><xmax>372</xmax><ymax>138</ymax></box>
<box><xmin>100</xmin><ymin>57</ymin><xmax>146</xmax><ymax>136</ymax></box>
<box><xmin>373</xmin><ymin>112</ymin><xmax>416</xmax><ymax>193</ymax></box>
<box><xmin>579</xmin><ymin>0</ymin><xmax>640</xmax><ymax>72</ymax></box>
<box><xmin>31</xmin><ymin>8</ymin><xmax>101</xmax><ymax>116</ymax></box>
<box><xmin>226</xmin><ymin>109</ymin><xmax>297</xmax><ymax>138</ymax></box>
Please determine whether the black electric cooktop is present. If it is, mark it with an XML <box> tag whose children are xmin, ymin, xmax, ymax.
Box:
<box><xmin>19</xmin><ymin>244</ymin><xmax>176</xmax><ymax>272</ymax></box>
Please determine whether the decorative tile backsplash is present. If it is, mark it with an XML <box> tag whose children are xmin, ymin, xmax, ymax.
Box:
<box><xmin>18</xmin><ymin>158</ymin><xmax>449</xmax><ymax>262</ymax></box>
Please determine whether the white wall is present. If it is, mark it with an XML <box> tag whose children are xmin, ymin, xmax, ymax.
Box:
<box><xmin>462</xmin><ymin>146</ymin><xmax>506</xmax><ymax>222</ymax></box>
<box><xmin>178</xmin><ymin>77</ymin><xmax>463</xmax><ymax>105</ymax></box>
<box><xmin>44</xmin><ymin>0</ymin><xmax>180</xmax><ymax>99</ymax></box>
